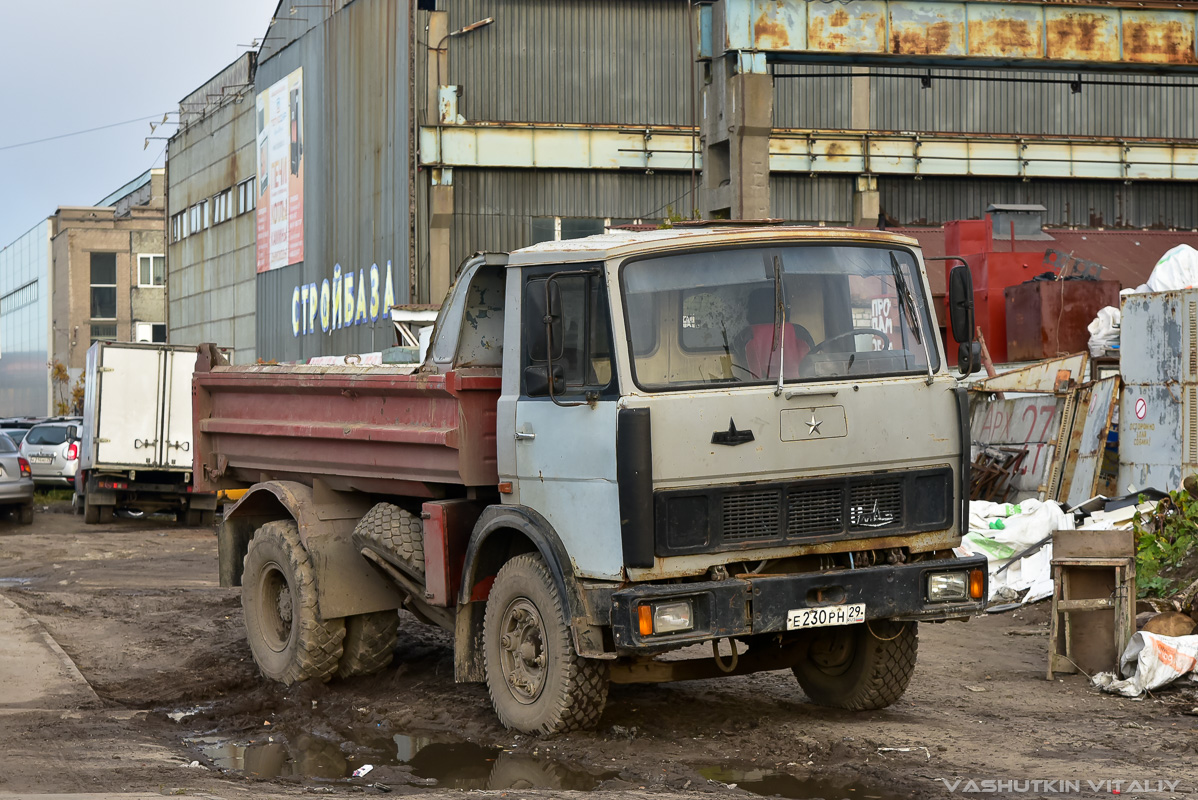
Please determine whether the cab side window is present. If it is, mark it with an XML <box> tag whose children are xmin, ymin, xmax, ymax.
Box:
<box><xmin>522</xmin><ymin>270</ymin><xmax>614</xmax><ymax>395</ymax></box>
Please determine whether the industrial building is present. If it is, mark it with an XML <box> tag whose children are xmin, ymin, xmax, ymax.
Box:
<box><xmin>163</xmin><ymin>0</ymin><xmax>1198</xmax><ymax>363</ymax></box>
<box><xmin>0</xmin><ymin>170</ymin><xmax>167</xmax><ymax>416</ymax></box>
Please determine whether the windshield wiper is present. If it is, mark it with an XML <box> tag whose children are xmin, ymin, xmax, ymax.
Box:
<box><xmin>889</xmin><ymin>252</ymin><xmax>934</xmax><ymax>385</ymax></box>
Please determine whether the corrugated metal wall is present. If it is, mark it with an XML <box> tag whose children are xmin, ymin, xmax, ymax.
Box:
<box><xmin>871</xmin><ymin>69</ymin><xmax>1198</xmax><ymax>139</ymax></box>
<box><xmin>447</xmin><ymin>170</ymin><xmax>856</xmax><ymax>269</ymax></box>
<box><xmin>773</xmin><ymin>66</ymin><xmax>854</xmax><ymax>130</ymax></box>
<box><xmin>445</xmin><ymin>0</ymin><xmax>697</xmax><ymax>126</ymax></box>
<box><xmin>449</xmin><ymin>169</ymin><xmax>693</xmax><ymax>270</ymax></box>
<box><xmin>255</xmin><ymin>0</ymin><xmax>411</xmax><ymax>362</ymax></box>
<box><xmin>879</xmin><ymin>177</ymin><xmax>1198</xmax><ymax>229</ymax></box>
<box><xmin>443</xmin><ymin>1</ymin><xmax>851</xmax><ymax>130</ymax></box>
<box><xmin>770</xmin><ymin>175</ymin><xmax>854</xmax><ymax>224</ymax></box>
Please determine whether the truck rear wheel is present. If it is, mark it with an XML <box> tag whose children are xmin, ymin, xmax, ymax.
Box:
<box><xmin>483</xmin><ymin>554</ymin><xmax>608</xmax><ymax>734</ymax></box>
<box><xmin>792</xmin><ymin>619</ymin><xmax>917</xmax><ymax>710</ymax></box>
<box><xmin>336</xmin><ymin>610</ymin><xmax>398</xmax><ymax>679</ymax></box>
<box><xmin>18</xmin><ymin>503</ymin><xmax>33</xmax><ymax>525</ymax></box>
<box><xmin>242</xmin><ymin>520</ymin><xmax>345</xmax><ymax>684</ymax></box>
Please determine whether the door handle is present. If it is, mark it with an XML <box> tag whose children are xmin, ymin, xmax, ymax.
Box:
<box><xmin>514</xmin><ymin>431</ymin><xmax>536</xmax><ymax>441</ymax></box>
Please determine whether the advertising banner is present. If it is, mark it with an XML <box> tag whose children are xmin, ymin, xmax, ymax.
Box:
<box><xmin>256</xmin><ymin>68</ymin><xmax>304</xmax><ymax>272</ymax></box>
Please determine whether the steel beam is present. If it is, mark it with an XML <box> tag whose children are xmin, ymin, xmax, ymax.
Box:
<box><xmin>419</xmin><ymin>124</ymin><xmax>1198</xmax><ymax>181</ymax></box>
<box><xmin>711</xmin><ymin>0</ymin><xmax>1198</xmax><ymax>73</ymax></box>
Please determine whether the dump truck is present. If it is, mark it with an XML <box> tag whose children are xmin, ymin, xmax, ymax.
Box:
<box><xmin>77</xmin><ymin>341</ymin><xmax>218</xmax><ymax>524</ymax></box>
<box><xmin>197</xmin><ymin>226</ymin><xmax>988</xmax><ymax>735</ymax></box>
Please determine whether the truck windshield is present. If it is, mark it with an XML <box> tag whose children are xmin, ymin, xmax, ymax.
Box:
<box><xmin>620</xmin><ymin>244</ymin><xmax>939</xmax><ymax>391</ymax></box>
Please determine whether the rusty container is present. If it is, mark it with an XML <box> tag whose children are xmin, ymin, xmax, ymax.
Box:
<box><xmin>1003</xmin><ymin>280</ymin><xmax>1121</xmax><ymax>362</ymax></box>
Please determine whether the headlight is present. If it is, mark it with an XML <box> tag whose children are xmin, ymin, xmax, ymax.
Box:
<box><xmin>637</xmin><ymin>600</ymin><xmax>694</xmax><ymax>635</ymax></box>
<box><xmin>927</xmin><ymin>572</ymin><xmax>968</xmax><ymax>602</ymax></box>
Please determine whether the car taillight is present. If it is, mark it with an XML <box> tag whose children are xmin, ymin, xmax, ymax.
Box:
<box><xmin>18</xmin><ymin>458</ymin><xmax>31</xmax><ymax>478</ymax></box>
<box><xmin>66</xmin><ymin>442</ymin><xmax>78</xmax><ymax>461</ymax></box>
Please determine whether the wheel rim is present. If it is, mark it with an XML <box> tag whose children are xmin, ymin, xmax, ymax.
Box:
<box><xmin>256</xmin><ymin>562</ymin><xmax>294</xmax><ymax>654</ymax></box>
<box><xmin>807</xmin><ymin>627</ymin><xmax>856</xmax><ymax>676</ymax></box>
<box><xmin>498</xmin><ymin>597</ymin><xmax>547</xmax><ymax>704</ymax></box>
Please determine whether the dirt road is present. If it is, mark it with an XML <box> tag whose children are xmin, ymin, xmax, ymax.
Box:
<box><xmin>0</xmin><ymin>510</ymin><xmax>1195</xmax><ymax>799</ymax></box>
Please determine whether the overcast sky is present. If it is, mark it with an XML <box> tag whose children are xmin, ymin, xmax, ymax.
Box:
<box><xmin>0</xmin><ymin>0</ymin><xmax>280</xmax><ymax>246</ymax></box>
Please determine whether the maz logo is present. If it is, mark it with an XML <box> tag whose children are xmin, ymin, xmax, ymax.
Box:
<box><xmin>711</xmin><ymin>419</ymin><xmax>754</xmax><ymax>446</ymax></box>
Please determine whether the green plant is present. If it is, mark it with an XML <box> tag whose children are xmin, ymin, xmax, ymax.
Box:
<box><xmin>1133</xmin><ymin>489</ymin><xmax>1198</xmax><ymax>598</ymax></box>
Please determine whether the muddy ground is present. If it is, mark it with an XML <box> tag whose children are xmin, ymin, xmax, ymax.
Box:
<box><xmin>0</xmin><ymin>508</ymin><xmax>1196</xmax><ymax>800</ymax></box>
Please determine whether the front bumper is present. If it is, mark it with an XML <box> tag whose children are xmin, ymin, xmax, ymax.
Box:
<box><xmin>609</xmin><ymin>555</ymin><xmax>988</xmax><ymax>651</ymax></box>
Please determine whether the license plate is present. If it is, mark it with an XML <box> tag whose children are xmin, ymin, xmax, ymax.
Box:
<box><xmin>29</xmin><ymin>455</ymin><xmax>53</xmax><ymax>465</ymax></box>
<box><xmin>786</xmin><ymin>603</ymin><xmax>866</xmax><ymax>630</ymax></box>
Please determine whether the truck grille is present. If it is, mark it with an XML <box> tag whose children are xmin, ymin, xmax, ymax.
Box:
<box><xmin>655</xmin><ymin>468</ymin><xmax>952</xmax><ymax>557</ymax></box>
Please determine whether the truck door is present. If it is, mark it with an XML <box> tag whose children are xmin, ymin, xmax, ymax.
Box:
<box><xmin>160</xmin><ymin>349</ymin><xmax>198</xmax><ymax>468</ymax></box>
<box><xmin>512</xmin><ymin>266</ymin><xmax>624</xmax><ymax>580</ymax></box>
<box><xmin>95</xmin><ymin>345</ymin><xmax>166</xmax><ymax>467</ymax></box>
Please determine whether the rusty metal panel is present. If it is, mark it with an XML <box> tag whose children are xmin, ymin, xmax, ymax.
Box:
<box><xmin>808</xmin><ymin>0</ymin><xmax>888</xmax><ymax>53</ymax></box>
<box><xmin>193</xmin><ymin>364</ymin><xmax>501</xmax><ymax>493</ymax></box>
<box><xmin>1123</xmin><ymin>9</ymin><xmax>1198</xmax><ymax>65</ymax></box>
<box><xmin>973</xmin><ymin>353</ymin><xmax>1089</xmax><ymax>393</ymax></box>
<box><xmin>1064</xmin><ymin>376</ymin><xmax>1120</xmax><ymax>507</ymax></box>
<box><xmin>967</xmin><ymin>4</ymin><xmax>1044</xmax><ymax>60</ymax></box>
<box><xmin>971</xmin><ymin>394</ymin><xmax>1064</xmax><ymax>496</ymax></box>
<box><xmin>889</xmin><ymin>1</ymin><xmax>965</xmax><ymax>56</ymax></box>
<box><xmin>1003</xmin><ymin>280</ymin><xmax>1123</xmax><ymax>362</ymax></box>
<box><xmin>1118</xmin><ymin>289</ymin><xmax>1198</xmax><ymax>493</ymax></box>
<box><xmin>1045</xmin><ymin>8</ymin><xmax>1121</xmax><ymax>63</ymax></box>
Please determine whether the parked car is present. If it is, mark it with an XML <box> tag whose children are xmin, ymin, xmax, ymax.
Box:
<box><xmin>19</xmin><ymin>418</ymin><xmax>82</xmax><ymax>487</ymax></box>
<box><xmin>0</xmin><ymin>433</ymin><xmax>34</xmax><ymax>524</ymax></box>
<box><xmin>0</xmin><ymin>428</ymin><xmax>29</xmax><ymax>446</ymax></box>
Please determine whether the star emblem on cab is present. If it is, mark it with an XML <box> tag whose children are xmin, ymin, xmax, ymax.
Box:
<box><xmin>806</xmin><ymin>413</ymin><xmax>822</xmax><ymax>435</ymax></box>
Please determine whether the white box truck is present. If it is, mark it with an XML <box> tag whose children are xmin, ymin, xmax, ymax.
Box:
<box><xmin>76</xmin><ymin>341</ymin><xmax>217</xmax><ymax>525</ymax></box>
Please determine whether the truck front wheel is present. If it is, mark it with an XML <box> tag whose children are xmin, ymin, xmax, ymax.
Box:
<box><xmin>792</xmin><ymin>619</ymin><xmax>917</xmax><ymax>710</ymax></box>
<box><xmin>242</xmin><ymin>520</ymin><xmax>346</xmax><ymax>684</ymax></box>
<box><xmin>483</xmin><ymin>554</ymin><xmax>608</xmax><ymax>734</ymax></box>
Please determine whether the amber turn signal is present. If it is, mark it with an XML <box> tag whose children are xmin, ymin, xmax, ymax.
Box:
<box><xmin>637</xmin><ymin>604</ymin><xmax>653</xmax><ymax>636</ymax></box>
<box><xmin>969</xmin><ymin>568</ymin><xmax>985</xmax><ymax>600</ymax></box>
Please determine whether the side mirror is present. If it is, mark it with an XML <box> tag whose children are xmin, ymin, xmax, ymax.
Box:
<box><xmin>958</xmin><ymin>342</ymin><xmax>982</xmax><ymax>376</ymax></box>
<box><xmin>523</xmin><ymin>364</ymin><xmax>565</xmax><ymax>397</ymax></box>
<box><xmin>67</xmin><ymin>425</ymin><xmax>79</xmax><ymax>441</ymax></box>
<box><xmin>947</xmin><ymin>265</ymin><xmax>974</xmax><ymax>346</ymax></box>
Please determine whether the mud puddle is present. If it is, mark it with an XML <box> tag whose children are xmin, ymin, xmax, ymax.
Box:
<box><xmin>0</xmin><ymin>577</ymin><xmax>32</xmax><ymax>588</ymax></box>
<box><xmin>194</xmin><ymin>728</ymin><xmax>612</xmax><ymax>789</ymax></box>
<box><xmin>699</xmin><ymin>765</ymin><xmax>905</xmax><ymax>800</ymax></box>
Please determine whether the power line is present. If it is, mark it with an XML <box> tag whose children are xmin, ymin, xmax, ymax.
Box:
<box><xmin>0</xmin><ymin>114</ymin><xmax>174</xmax><ymax>153</ymax></box>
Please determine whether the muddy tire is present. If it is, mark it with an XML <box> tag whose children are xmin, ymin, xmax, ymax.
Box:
<box><xmin>352</xmin><ymin>502</ymin><xmax>424</xmax><ymax>573</ymax></box>
<box><xmin>199</xmin><ymin>510</ymin><xmax>216</xmax><ymax>527</ymax></box>
<box><xmin>97</xmin><ymin>503</ymin><xmax>114</xmax><ymax>524</ymax></box>
<box><xmin>792</xmin><ymin>619</ymin><xmax>917</xmax><ymax>710</ymax></box>
<box><xmin>242</xmin><ymin>520</ymin><xmax>345</xmax><ymax>685</ymax></box>
<box><xmin>83</xmin><ymin>495</ymin><xmax>99</xmax><ymax>524</ymax></box>
<box><xmin>336</xmin><ymin>610</ymin><xmax>398</xmax><ymax>679</ymax></box>
<box><xmin>18</xmin><ymin>503</ymin><xmax>33</xmax><ymax>525</ymax></box>
<box><xmin>483</xmin><ymin>554</ymin><xmax>608</xmax><ymax>735</ymax></box>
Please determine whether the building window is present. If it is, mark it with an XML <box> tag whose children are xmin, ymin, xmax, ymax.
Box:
<box><xmin>138</xmin><ymin>254</ymin><xmax>165</xmax><ymax>287</ymax></box>
<box><xmin>90</xmin><ymin>252</ymin><xmax>117</xmax><ymax>319</ymax></box>
<box><xmin>237</xmin><ymin>178</ymin><xmax>256</xmax><ymax>215</ymax></box>
<box><xmin>90</xmin><ymin>323</ymin><xmax>117</xmax><ymax>344</ymax></box>
<box><xmin>530</xmin><ymin>217</ymin><xmax>610</xmax><ymax>245</ymax></box>
<box><xmin>134</xmin><ymin>322</ymin><xmax>166</xmax><ymax>343</ymax></box>
<box><xmin>201</xmin><ymin>199</ymin><xmax>210</xmax><ymax>229</ymax></box>
<box><xmin>190</xmin><ymin>204</ymin><xmax>200</xmax><ymax>233</ymax></box>
<box><xmin>0</xmin><ymin>280</ymin><xmax>37</xmax><ymax>315</ymax></box>
<box><xmin>213</xmin><ymin>188</ymin><xmax>234</xmax><ymax>224</ymax></box>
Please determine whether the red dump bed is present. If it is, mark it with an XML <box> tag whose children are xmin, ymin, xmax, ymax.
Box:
<box><xmin>193</xmin><ymin>354</ymin><xmax>500</xmax><ymax>496</ymax></box>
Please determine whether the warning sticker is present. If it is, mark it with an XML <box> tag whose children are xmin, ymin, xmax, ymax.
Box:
<box><xmin>1135</xmin><ymin>397</ymin><xmax>1147</xmax><ymax>420</ymax></box>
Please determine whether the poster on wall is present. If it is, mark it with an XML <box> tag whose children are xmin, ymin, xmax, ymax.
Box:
<box><xmin>255</xmin><ymin>68</ymin><xmax>304</xmax><ymax>272</ymax></box>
